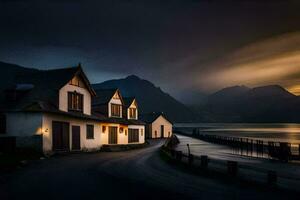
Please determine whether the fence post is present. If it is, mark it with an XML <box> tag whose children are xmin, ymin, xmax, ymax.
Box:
<box><xmin>187</xmin><ymin>144</ymin><xmax>191</xmax><ymax>156</ymax></box>
<box><xmin>227</xmin><ymin>161</ymin><xmax>238</xmax><ymax>176</ymax></box>
<box><xmin>188</xmin><ymin>154</ymin><xmax>194</xmax><ymax>165</ymax></box>
<box><xmin>176</xmin><ymin>151</ymin><xmax>182</xmax><ymax>161</ymax></box>
<box><xmin>267</xmin><ymin>170</ymin><xmax>277</xmax><ymax>186</ymax></box>
<box><xmin>171</xmin><ymin>149</ymin><xmax>176</xmax><ymax>157</ymax></box>
<box><xmin>200</xmin><ymin>155</ymin><xmax>209</xmax><ymax>168</ymax></box>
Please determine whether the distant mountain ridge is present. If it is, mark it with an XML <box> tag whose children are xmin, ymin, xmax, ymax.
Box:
<box><xmin>92</xmin><ymin>75</ymin><xmax>197</xmax><ymax>122</ymax></box>
<box><xmin>3</xmin><ymin>61</ymin><xmax>300</xmax><ymax>123</ymax></box>
<box><xmin>196</xmin><ymin>84</ymin><xmax>300</xmax><ymax>122</ymax></box>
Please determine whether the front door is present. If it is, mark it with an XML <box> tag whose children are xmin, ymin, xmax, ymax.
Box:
<box><xmin>161</xmin><ymin>125</ymin><xmax>164</xmax><ymax>138</ymax></box>
<box><xmin>72</xmin><ymin>126</ymin><xmax>81</xmax><ymax>150</ymax></box>
<box><xmin>52</xmin><ymin>121</ymin><xmax>70</xmax><ymax>151</ymax></box>
<box><xmin>108</xmin><ymin>126</ymin><xmax>118</xmax><ymax>144</ymax></box>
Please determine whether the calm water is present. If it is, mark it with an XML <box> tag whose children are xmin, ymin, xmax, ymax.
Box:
<box><xmin>174</xmin><ymin>123</ymin><xmax>300</xmax><ymax>144</ymax></box>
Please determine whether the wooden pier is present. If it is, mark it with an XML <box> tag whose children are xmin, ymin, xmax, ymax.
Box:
<box><xmin>176</xmin><ymin>129</ymin><xmax>300</xmax><ymax>162</ymax></box>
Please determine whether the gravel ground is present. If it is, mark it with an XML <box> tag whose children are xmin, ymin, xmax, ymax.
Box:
<box><xmin>0</xmin><ymin>139</ymin><xmax>298</xmax><ymax>200</ymax></box>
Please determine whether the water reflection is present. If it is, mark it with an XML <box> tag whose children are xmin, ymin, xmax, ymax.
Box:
<box><xmin>174</xmin><ymin>123</ymin><xmax>300</xmax><ymax>143</ymax></box>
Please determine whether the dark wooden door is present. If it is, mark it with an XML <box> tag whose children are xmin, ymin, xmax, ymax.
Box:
<box><xmin>108</xmin><ymin>126</ymin><xmax>118</xmax><ymax>144</ymax></box>
<box><xmin>52</xmin><ymin>121</ymin><xmax>70</xmax><ymax>151</ymax></box>
<box><xmin>128</xmin><ymin>129</ymin><xmax>139</xmax><ymax>143</ymax></box>
<box><xmin>72</xmin><ymin>126</ymin><xmax>81</xmax><ymax>150</ymax></box>
<box><xmin>161</xmin><ymin>125</ymin><xmax>164</xmax><ymax>138</ymax></box>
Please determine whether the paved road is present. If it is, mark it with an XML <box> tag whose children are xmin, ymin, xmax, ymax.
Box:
<box><xmin>1</xmin><ymin>140</ymin><xmax>298</xmax><ymax>200</ymax></box>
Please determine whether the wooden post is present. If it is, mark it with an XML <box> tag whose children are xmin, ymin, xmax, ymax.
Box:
<box><xmin>267</xmin><ymin>170</ymin><xmax>277</xmax><ymax>185</ymax></box>
<box><xmin>200</xmin><ymin>155</ymin><xmax>209</xmax><ymax>168</ymax></box>
<box><xmin>176</xmin><ymin>151</ymin><xmax>182</xmax><ymax>161</ymax></box>
<box><xmin>187</xmin><ymin>144</ymin><xmax>191</xmax><ymax>156</ymax></box>
<box><xmin>188</xmin><ymin>154</ymin><xmax>194</xmax><ymax>165</ymax></box>
<box><xmin>227</xmin><ymin>161</ymin><xmax>238</xmax><ymax>176</ymax></box>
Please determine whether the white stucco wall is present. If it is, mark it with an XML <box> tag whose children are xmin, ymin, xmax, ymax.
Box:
<box><xmin>100</xmin><ymin>123</ymin><xmax>145</xmax><ymax>145</ymax></box>
<box><xmin>100</xmin><ymin>123</ymin><xmax>126</xmax><ymax>145</ymax></box>
<box><xmin>151</xmin><ymin>115</ymin><xmax>172</xmax><ymax>138</ymax></box>
<box><xmin>42</xmin><ymin>113</ymin><xmax>101</xmax><ymax>153</ymax></box>
<box><xmin>59</xmin><ymin>82</ymin><xmax>92</xmax><ymax>115</ymax></box>
<box><xmin>5</xmin><ymin>112</ymin><xmax>43</xmax><ymax>137</ymax></box>
<box><xmin>127</xmin><ymin>100</ymin><xmax>138</xmax><ymax>120</ymax></box>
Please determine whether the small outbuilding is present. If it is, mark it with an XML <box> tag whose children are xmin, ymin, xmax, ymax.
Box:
<box><xmin>140</xmin><ymin>113</ymin><xmax>172</xmax><ymax>139</ymax></box>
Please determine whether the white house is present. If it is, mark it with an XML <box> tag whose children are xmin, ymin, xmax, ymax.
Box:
<box><xmin>0</xmin><ymin>65</ymin><xmax>145</xmax><ymax>154</ymax></box>
<box><xmin>92</xmin><ymin>89</ymin><xmax>145</xmax><ymax>145</ymax></box>
<box><xmin>140</xmin><ymin>113</ymin><xmax>173</xmax><ymax>139</ymax></box>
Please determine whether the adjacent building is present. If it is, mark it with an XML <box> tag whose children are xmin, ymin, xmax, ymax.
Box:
<box><xmin>140</xmin><ymin>113</ymin><xmax>173</xmax><ymax>139</ymax></box>
<box><xmin>0</xmin><ymin>65</ymin><xmax>145</xmax><ymax>154</ymax></box>
<box><xmin>92</xmin><ymin>89</ymin><xmax>145</xmax><ymax>145</ymax></box>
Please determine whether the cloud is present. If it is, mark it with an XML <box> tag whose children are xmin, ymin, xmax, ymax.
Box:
<box><xmin>190</xmin><ymin>32</ymin><xmax>300</xmax><ymax>94</ymax></box>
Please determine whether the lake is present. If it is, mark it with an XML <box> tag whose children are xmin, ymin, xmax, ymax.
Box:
<box><xmin>174</xmin><ymin>123</ymin><xmax>300</xmax><ymax>144</ymax></box>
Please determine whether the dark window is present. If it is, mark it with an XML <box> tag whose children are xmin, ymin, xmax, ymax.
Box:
<box><xmin>86</xmin><ymin>124</ymin><xmax>94</xmax><ymax>139</ymax></box>
<box><xmin>111</xmin><ymin>104</ymin><xmax>121</xmax><ymax>117</ymax></box>
<box><xmin>128</xmin><ymin>129</ymin><xmax>139</xmax><ymax>143</ymax></box>
<box><xmin>0</xmin><ymin>114</ymin><xmax>6</xmax><ymax>134</ymax></box>
<box><xmin>102</xmin><ymin>126</ymin><xmax>106</xmax><ymax>133</ymax></box>
<box><xmin>129</xmin><ymin>108</ymin><xmax>137</xmax><ymax>119</ymax></box>
<box><xmin>68</xmin><ymin>92</ymin><xmax>83</xmax><ymax>112</ymax></box>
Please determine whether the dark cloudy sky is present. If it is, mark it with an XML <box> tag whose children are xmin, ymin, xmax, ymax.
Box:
<box><xmin>1</xmin><ymin>0</ymin><xmax>300</xmax><ymax>100</ymax></box>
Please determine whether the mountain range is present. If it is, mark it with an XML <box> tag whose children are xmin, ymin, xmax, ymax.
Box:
<box><xmin>0</xmin><ymin>61</ymin><xmax>196</xmax><ymax>122</ymax></box>
<box><xmin>194</xmin><ymin>85</ymin><xmax>300</xmax><ymax>122</ymax></box>
<box><xmin>2</xmin><ymin>61</ymin><xmax>300</xmax><ymax>123</ymax></box>
<box><xmin>92</xmin><ymin>75</ymin><xmax>196</xmax><ymax>122</ymax></box>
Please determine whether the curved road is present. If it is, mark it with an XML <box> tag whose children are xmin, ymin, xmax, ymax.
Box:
<box><xmin>1</xmin><ymin>140</ymin><xmax>298</xmax><ymax>200</ymax></box>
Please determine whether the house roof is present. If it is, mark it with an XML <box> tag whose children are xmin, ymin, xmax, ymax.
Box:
<box><xmin>92</xmin><ymin>88</ymin><xmax>123</xmax><ymax>105</ymax></box>
<box><xmin>0</xmin><ymin>65</ymin><xmax>96</xmax><ymax>112</ymax></box>
<box><xmin>92</xmin><ymin>111</ymin><xmax>145</xmax><ymax>125</ymax></box>
<box><xmin>139</xmin><ymin>112</ymin><xmax>173</xmax><ymax>124</ymax></box>
<box><xmin>123</xmin><ymin>97</ymin><xmax>136</xmax><ymax>108</ymax></box>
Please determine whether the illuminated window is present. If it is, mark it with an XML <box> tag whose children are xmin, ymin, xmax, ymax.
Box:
<box><xmin>129</xmin><ymin>108</ymin><xmax>137</xmax><ymax>119</ymax></box>
<box><xmin>120</xmin><ymin>127</ymin><xmax>124</xmax><ymax>133</ymax></box>
<box><xmin>111</xmin><ymin>104</ymin><xmax>121</xmax><ymax>117</ymax></box>
<box><xmin>68</xmin><ymin>92</ymin><xmax>83</xmax><ymax>112</ymax></box>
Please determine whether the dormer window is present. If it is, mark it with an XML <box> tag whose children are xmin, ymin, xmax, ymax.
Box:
<box><xmin>129</xmin><ymin>108</ymin><xmax>137</xmax><ymax>119</ymax></box>
<box><xmin>68</xmin><ymin>91</ymin><xmax>83</xmax><ymax>113</ymax></box>
<box><xmin>111</xmin><ymin>104</ymin><xmax>121</xmax><ymax>117</ymax></box>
